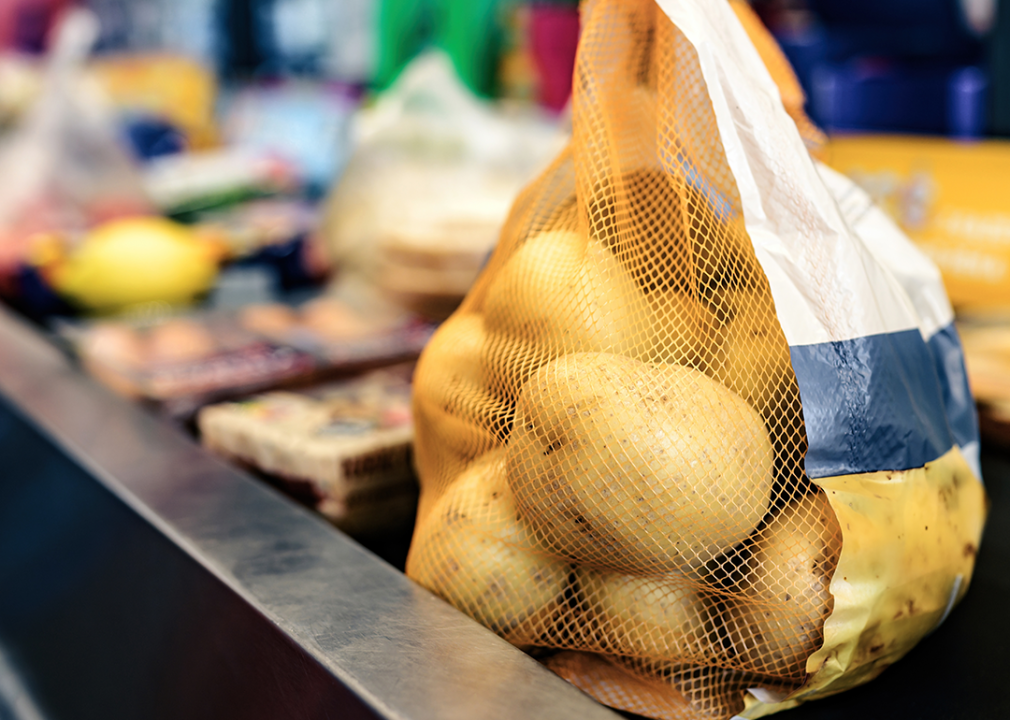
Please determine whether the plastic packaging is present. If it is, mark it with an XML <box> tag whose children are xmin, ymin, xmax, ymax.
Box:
<box><xmin>826</xmin><ymin>134</ymin><xmax>1010</xmax><ymax>311</ymax></box>
<box><xmin>318</xmin><ymin>52</ymin><xmax>567</xmax><ymax>320</ymax></box>
<box><xmin>199</xmin><ymin>365</ymin><xmax>417</xmax><ymax>535</ymax></box>
<box><xmin>0</xmin><ymin>9</ymin><xmax>152</xmax><ymax>297</ymax></box>
<box><xmin>64</xmin><ymin>296</ymin><xmax>434</xmax><ymax>419</ymax></box>
<box><xmin>406</xmin><ymin>2</ymin><xmax>985</xmax><ymax>718</ymax></box>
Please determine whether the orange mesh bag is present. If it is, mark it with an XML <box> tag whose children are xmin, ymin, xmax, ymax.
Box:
<box><xmin>407</xmin><ymin>1</ymin><xmax>985</xmax><ymax>718</ymax></box>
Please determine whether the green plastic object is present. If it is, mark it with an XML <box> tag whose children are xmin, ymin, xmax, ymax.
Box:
<box><xmin>375</xmin><ymin>0</ymin><xmax>512</xmax><ymax>97</ymax></box>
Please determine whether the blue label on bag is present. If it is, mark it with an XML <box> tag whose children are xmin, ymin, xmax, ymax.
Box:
<box><xmin>790</xmin><ymin>323</ymin><xmax>977</xmax><ymax>479</ymax></box>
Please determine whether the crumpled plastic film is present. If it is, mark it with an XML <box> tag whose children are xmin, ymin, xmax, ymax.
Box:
<box><xmin>728</xmin><ymin>0</ymin><xmax>826</xmax><ymax>157</ymax></box>
<box><xmin>739</xmin><ymin>447</ymin><xmax>986</xmax><ymax>718</ymax></box>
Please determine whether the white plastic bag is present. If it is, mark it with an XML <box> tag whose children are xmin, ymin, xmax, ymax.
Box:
<box><xmin>0</xmin><ymin>9</ymin><xmax>151</xmax><ymax>294</ymax></box>
<box><xmin>318</xmin><ymin>51</ymin><xmax>568</xmax><ymax>319</ymax></box>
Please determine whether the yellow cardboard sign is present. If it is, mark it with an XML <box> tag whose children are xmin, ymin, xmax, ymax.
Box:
<box><xmin>826</xmin><ymin>135</ymin><xmax>1010</xmax><ymax>310</ymax></box>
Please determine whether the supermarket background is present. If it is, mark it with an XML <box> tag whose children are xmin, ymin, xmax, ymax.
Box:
<box><xmin>1</xmin><ymin>0</ymin><xmax>1010</xmax><ymax>535</ymax></box>
<box><xmin>0</xmin><ymin>3</ymin><xmax>1009</xmax><ymax>720</ymax></box>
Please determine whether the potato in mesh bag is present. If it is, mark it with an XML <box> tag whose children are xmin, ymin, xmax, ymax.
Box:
<box><xmin>703</xmin><ymin>289</ymin><xmax>797</xmax><ymax>424</ymax></box>
<box><xmin>506</xmin><ymin>352</ymin><xmax>775</xmax><ymax>574</ymax></box>
<box><xmin>576</xmin><ymin>568</ymin><xmax>721</xmax><ymax>663</ymax></box>
<box><xmin>726</xmin><ymin>492</ymin><xmax>841</xmax><ymax>678</ymax></box>
<box><xmin>406</xmin><ymin>450</ymin><xmax>571</xmax><ymax>642</ymax></box>
<box><xmin>413</xmin><ymin>312</ymin><xmax>511</xmax><ymax>472</ymax></box>
<box><xmin>481</xmin><ymin>229</ymin><xmax>658</xmax><ymax>396</ymax></box>
<box><xmin>408</xmin><ymin>0</ymin><xmax>984</xmax><ymax>716</ymax></box>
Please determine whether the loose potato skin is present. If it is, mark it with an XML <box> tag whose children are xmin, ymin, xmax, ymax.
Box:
<box><xmin>727</xmin><ymin>491</ymin><xmax>841</xmax><ymax>677</ymax></box>
<box><xmin>407</xmin><ymin>450</ymin><xmax>571</xmax><ymax>640</ymax></box>
<box><xmin>506</xmin><ymin>352</ymin><xmax>775</xmax><ymax>574</ymax></box>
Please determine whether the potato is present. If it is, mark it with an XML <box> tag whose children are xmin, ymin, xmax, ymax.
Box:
<box><xmin>706</xmin><ymin>290</ymin><xmax>796</xmax><ymax>421</ymax></box>
<box><xmin>507</xmin><ymin>352</ymin><xmax>775</xmax><ymax>573</ymax></box>
<box><xmin>665</xmin><ymin>664</ymin><xmax>743</xmax><ymax>720</ymax></box>
<box><xmin>407</xmin><ymin>450</ymin><xmax>571</xmax><ymax>639</ymax></box>
<box><xmin>413</xmin><ymin>313</ymin><xmax>511</xmax><ymax>468</ymax></box>
<box><xmin>587</xmin><ymin>168</ymin><xmax>761</xmax><ymax>294</ymax></box>
<box><xmin>482</xmin><ymin>230</ymin><xmax>655</xmax><ymax>395</ymax></box>
<box><xmin>646</xmin><ymin>287</ymin><xmax>714</xmax><ymax>367</ymax></box>
<box><xmin>577</xmin><ymin>568</ymin><xmax>718</xmax><ymax>662</ymax></box>
<box><xmin>727</xmin><ymin>492</ymin><xmax>841</xmax><ymax>677</ymax></box>
<box><xmin>479</xmin><ymin>330</ymin><xmax>550</xmax><ymax>403</ymax></box>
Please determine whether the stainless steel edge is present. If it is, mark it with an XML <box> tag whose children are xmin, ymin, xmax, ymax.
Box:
<box><xmin>0</xmin><ymin>306</ymin><xmax>621</xmax><ymax>720</ymax></box>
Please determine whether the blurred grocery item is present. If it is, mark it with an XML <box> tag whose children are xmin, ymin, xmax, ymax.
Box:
<box><xmin>65</xmin><ymin>292</ymin><xmax>433</xmax><ymax>418</ymax></box>
<box><xmin>377</xmin><ymin>218</ymin><xmax>501</xmax><ymax>320</ymax></box>
<box><xmin>239</xmin><ymin>303</ymin><xmax>299</xmax><ymax>335</ymax></box>
<box><xmin>40</xmin><ymin>216</ymin><xmax>222</xmax><ymax>313</ymax></box>
<box><xmin>199</xmin><ymin>365</ymin><xmax>417</xmax><ymax>534</ymax></box>
<box><xmin>221</xmin><ymin>81</ymin><xmax>357</xmax><ymax>194</ymax></box>
<box><xmin>771</xmin><ymin>0</ymin><xmax>988</xmax><ymax>135</ymax></box>
<box><xmin>146</xmin><ymin>317</ymin><xmax>218</xmax><ymax>363</ymax></box>
<box><xmin>376</xmin><ymin>0</ymin><xmax>579</xmax><ymax>108</ymax></box>
<box><xmin>376</xmin><ymin>0</ymin><xmax>501</xmax><ymax>97</ymax></box>
<box><xmin>320</xmin><ymin>52</ymin><xmax>567</xmax><ymax>320</ymax></box>
<box><xmin>0</xmin><ymin>0</ymin><xmax>70</xmax><ymax>53</ymax></box>
<box><xmin>195</xmin><ymin>199</ymin><xmax>330</xmax><ymax>293</ymax></box>
<box><xmin>64</xmin><ymin>310</ymin><xmax>318</xmax><ymax>415</ymax></box>
<box><xmin>498</xmin><ymin>2</ymin><xmax>579</xmax><ymax>111</ymax></box>
<box><xmin>239</xmin><ymin>293</ymin><xmax>436</xmax><ymax>367</ymax></box>
<box><xmin>956</xmin><ymin>314</ymin><xmax>1010</xmax><ymax>445</ymax></box>
<box><xmin>812</xmin><ymin>60</ymin><xmax>987</xmax><ymax>138</ymax></box>
<box><xmin>0</xmin><ymin>52</ymin><xmax>219</xmax><ymax>148</ymax></box>
<box><xmin>194</xmin><ymin>199</ymin><xmax>319</xmax><ymax>259</ymax></box>
<box><xmin>827</xmin><ymin>134</ymin><xmax>1010</xmax><ymax>310</ymax></box>
<box><xmin>0</xmin><ymin>8</ymin><xmax>153</xmax><ymax>298</ymax></box>
<box><xmin>142</xmin><ymin>149</ymin><xmax>299</xmax><ymax>218</ymax></box>
<box><xmin>91</xmin><ymin>53</ymin><xmax>219</xmax><ymax>150</ymax></box>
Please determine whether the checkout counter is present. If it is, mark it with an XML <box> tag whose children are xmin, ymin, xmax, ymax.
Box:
<box><xmin>0</xmin><ymin>305</ymin><xmax>1007</xmax><ymax>720</ymax></box>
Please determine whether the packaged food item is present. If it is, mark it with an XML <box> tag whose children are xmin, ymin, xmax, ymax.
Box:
<box><xmin>66</xmin><ymin>294</ymin><xmax>435</xmax><ymax>418</ymax></box>
<box><xmin>238</xmin><ymin>295</ymin><xmax>436</xmax><ymax>369</ymax></box>
<box><xmin>406</xmin><ymin>2</ymin><xmax>985</xmax><ymax>719</ymax></box>
<box><xmin>193</xmin><ymin>199</ymin><xmax>329</xmax><ymax>292</ymax></box>
<box><xmin>65</xmin><ymin>312</ymin><xmax>318</xmax><ymax>416</ymax></box>
<box><xmin>142</xmin><ymin>149</ymin><xmax>299</xmax><ymax>219</ymax></box>
<box><xmin>318</xmin><ymin>51</ymin><xmax>568</xmax><ymax>320</ymax></box>
<box><xmin>91</xmin><ymin>53</ymin><xmax>219</xmax><ymax>150</ymax></box>
<box><xmin>198</xmin><ymin>366</ymin><xmax>417</xmax><ymax>534</ymax></box>
<box><xmin>192</xmin><ymin>198</ymin><xmax>319</xmax><ymax>261</ymax></box>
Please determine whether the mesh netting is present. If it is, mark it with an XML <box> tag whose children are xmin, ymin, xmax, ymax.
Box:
<box><xmin>407</xmin><ymin>2</ymin><xmax>841</xmax><ymax>718</ymax></box>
